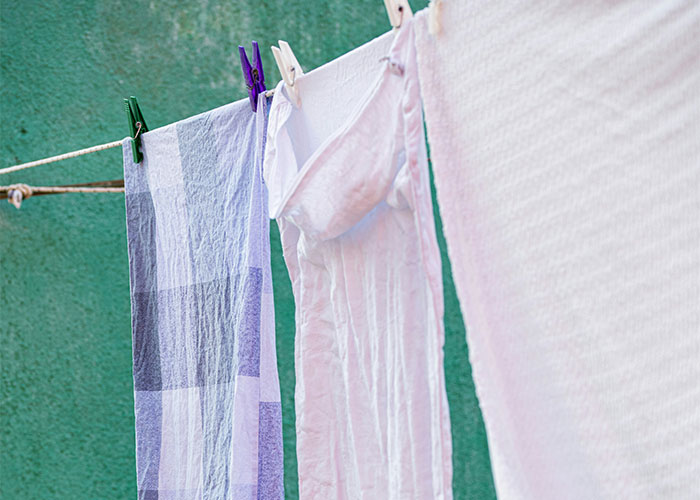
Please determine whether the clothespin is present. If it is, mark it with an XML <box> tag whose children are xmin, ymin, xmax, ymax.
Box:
<box><xmin>271</xmin><ymin>41</ymin><xmax>304</xmax><ymax>107</ymax></box>
<box><xmin>124</xmin><ymin>96</ymin><xmax>149</xmax><ymax>164</ymax></box>
<box><xmin>239</xmin><ymin>41</ymin><xmax>266</xmax><ymax>112</ymax></box>
<box><xmin>428</xmin><ymin>0</ymin><xmax>443</xmax><ymax>35</ymax></box>
<box><xmin>383</xmin><ymin>0</ymin><xmax>413</xmax><ymax>29</ymax></box>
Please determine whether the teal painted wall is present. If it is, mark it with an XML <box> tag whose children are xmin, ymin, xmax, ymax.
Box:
<box><xmin>0</xmin><ymin>1</ymin><xmax>496</xmax><ymax>498</ymax></box>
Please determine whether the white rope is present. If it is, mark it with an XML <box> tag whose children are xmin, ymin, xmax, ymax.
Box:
<box><xmin>0</xmin><ymin>139</ymin><xmax>125</xmax><ymax>176</ymax></box>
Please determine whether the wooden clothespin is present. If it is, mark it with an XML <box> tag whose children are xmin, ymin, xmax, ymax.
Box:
<box><xmin>271</xmin><ymin>41</ymin><xmax>304</xmax><ymax>107</ymax></box>
<box><xmin>383</xmin><ymin>0</ymin><xmax>413</xmax><ymax>29</ymax></box>
<box><xmin>124</xmin><ymin>96</ymin><xmax>149</xmax><ymax>163</ymax></box>
<box><xmin>428</xmin><ymin>0</ymin><xmax>443</xmax><ymax>35</ymax></box>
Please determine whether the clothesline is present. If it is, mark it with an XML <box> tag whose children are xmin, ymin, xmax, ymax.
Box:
<box><xmin>1</xmin><ymin>180</ymin><xmax>124</xmax><ymax>209</ymax></box>
<box><xmin>0</xmin><ymin>89</ymin><xmax>277</xmax><ymax>178</ymax></box>
<box><xmin>0</xmin><ymin>139</ymin><xmax>125</xmax><ymax>176</ymax></box>
<box><xmin>0</xmin><ymin>90</ymin><xmax>277</xmax><ymax>207</ymax></box>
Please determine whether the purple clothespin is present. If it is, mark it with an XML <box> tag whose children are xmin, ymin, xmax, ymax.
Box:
<box><xmin>239</xmin><ymin>41</ymin><xmax>266</xmax><ymax>112</ymax></box>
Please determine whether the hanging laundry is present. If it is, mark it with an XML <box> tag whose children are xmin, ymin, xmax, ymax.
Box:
<box><xmin>123</xmin><ymin>96</ymin><xmax>283</xmax><ymax>500</ymax></box>
<box><xmin>264</xmin><ymin>21</ymin><xmax>452</xmax><ymax>500</ymax></box>
<box><xmin>414</xmin><ymin>2</ymin><xmax>700</xmax><ymax>499</ymax></box>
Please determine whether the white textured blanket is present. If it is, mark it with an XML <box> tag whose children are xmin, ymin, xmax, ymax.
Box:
<box><xmin>415</xmin><ymin>3</ymin><xmax>700</xmax><ymax>499</ymax></box>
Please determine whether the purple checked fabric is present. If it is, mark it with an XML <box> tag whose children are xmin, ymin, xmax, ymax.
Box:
<box><xmin>123</xmin><ymin>97</ymin><xmax>283</xmax><ymax>500</ymax></box>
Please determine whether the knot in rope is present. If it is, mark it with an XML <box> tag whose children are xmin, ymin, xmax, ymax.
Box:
<box><xmin>6</xmin><ymin>183</ymin><xmax>33</xmax><ymax>209</ymax></box>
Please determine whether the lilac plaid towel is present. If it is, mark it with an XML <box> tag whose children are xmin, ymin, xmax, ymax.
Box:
<box><xmin>123</xmin><ymin>97</ymin><xmax>283</xmax><ymax>500</ymax></box>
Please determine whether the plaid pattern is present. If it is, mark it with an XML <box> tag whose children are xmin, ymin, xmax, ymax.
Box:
<box><xmin>123</xmin><ymin>97</ymin><xmax>283</xmax><ymax>500</ymax></box>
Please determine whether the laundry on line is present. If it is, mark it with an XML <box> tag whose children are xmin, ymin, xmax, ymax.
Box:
<box><xmin>3</xmin><ymin>1</ymin><xmax>699</xmax><ymax>499</ymax></box>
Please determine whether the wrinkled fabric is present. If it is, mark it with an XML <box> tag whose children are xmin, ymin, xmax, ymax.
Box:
<box><xmin>264</xmin><ymin>21</ymin><xmax>452</xmax><ymax>500</ymax></box>
<box><xmin>123</xmin><ymin>96</ymin><xmax>283</xmax><ymax>500</ymax></box>
<box><xmin>415</xmin><ymin>3</ymin><xmax>700</xmax><ymax>499</ymax></box>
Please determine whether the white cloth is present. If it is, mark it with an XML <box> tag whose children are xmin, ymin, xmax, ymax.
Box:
<box><xmin>415</xmin><ymin>2</ymin><xmax>700</xmax><ymax>499</ymax></box>
<box><xmin>264</xmin><ymin>21</ymin><xmax>453</xmax><ymax>500</ymax></box>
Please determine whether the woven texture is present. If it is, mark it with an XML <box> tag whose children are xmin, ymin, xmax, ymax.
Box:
<box><xmin>123</xmin><ymin>97</ymin><xmax>283</xmax><ymax>500</ymax></box>
<box><xmin>415</xmin><ymin>2</ymin><xmax>700</xmax><ymax>499</ymax></box>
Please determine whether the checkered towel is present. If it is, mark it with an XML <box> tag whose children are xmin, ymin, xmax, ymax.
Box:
<box><xmin>123</xmin><ymin>97</ymin><xmax>283</xmax><ymax>500</ymax></box>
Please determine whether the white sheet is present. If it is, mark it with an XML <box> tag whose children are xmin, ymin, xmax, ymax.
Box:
<box><xmin>415</xmin><ymin>2</ymin><xmax>700</xmax><ymax>498</ymax></box>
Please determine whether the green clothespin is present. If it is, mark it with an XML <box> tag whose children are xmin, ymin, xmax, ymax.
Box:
<box><xmin>124</xmin><ymin>96</ymin><xmax>149</xmax><ymax>163</ymax></box>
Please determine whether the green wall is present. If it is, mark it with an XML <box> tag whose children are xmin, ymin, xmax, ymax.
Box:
<box><xmin>0</xmin><ymin>1</ymin><xmax>496</xmax><ymax>498</ymax></box>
